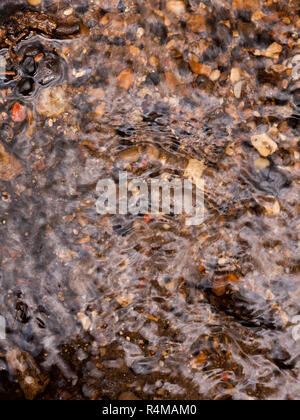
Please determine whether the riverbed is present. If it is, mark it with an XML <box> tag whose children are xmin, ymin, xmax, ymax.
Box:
<box><xmin>0</xmin><ymin>0</ymin><xmax>299</xmax><ymax>400</ymax></box>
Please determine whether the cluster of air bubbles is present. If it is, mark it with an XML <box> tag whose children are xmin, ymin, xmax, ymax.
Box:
<box><xmin>0</xmin><ymin>41</ymin><xmax>65</xmax><ymax>98</ymax></box>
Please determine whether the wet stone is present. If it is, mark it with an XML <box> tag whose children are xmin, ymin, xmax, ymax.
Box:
<box><xmin>37</xmin><ymin>86</ymin><xmax>68</xmax><ymax>117</ymax></box>
<box><xmin>54</xmin><ymin>23</ymin><xmax>80</xmax><ymax>37</ymax></box>
<box><xmin>251</xmin><ymin>133</ymin><xmax>278</xmax><ymax>157</ymax></box>
<box><xmin>6</xmin><ymin>348</ymin><xmax>49</xmax><ymax>400</ymax></box>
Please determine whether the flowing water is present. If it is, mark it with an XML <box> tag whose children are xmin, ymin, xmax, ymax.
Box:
<box><xmin>0</xmin><ymin>0</ymin><xmax>299</xmax><ymax>400</ymax></box>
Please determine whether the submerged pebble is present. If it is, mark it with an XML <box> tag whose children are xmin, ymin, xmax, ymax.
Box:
<box><xmin>37</xmin><ymin>86</ymin><xmax>68</xmax><ymax>117</ymax></box>
<box><xmin>251</xmin><ymin>133</ymin><xmax>278</xmax><ymax>157</ymax></box>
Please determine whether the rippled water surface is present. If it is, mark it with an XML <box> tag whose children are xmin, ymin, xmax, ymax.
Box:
<box><xmin>0</xmin><ymin>0</ymin><xmax>299</xmax><ymax>400</ymax></box>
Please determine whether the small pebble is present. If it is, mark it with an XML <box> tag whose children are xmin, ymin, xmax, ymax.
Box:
<box><xmin>234</xmin><ymin>81</ymin><xmax>243</xmax><ymax>98</ymax></box>
<box><xmin>166</xmin><ymin>1</ymin><xmax>186</xmax><ymax>15</ymax></box>
<box><xmin>11</xmin><ymin>103</ymin><xmax>26</xmax><ymax>122</ymax></box>
<box><xmin>210</xmin><ymin>69</ymin><xmax>221</xmax><ymax>82</ymax></box>
<box><xmin>230</xmin><ymin>68</ymin><xmax>241</xmax><ymax>83</ymax></box>
<box><xmin>64</xmin><ymin>8</ymin><xmax>74</xmax><ymax>16</ymax></box>
<box><xmin>251</xmin><ymin>133</ymin><xmax>278</xmax><ymax>157</ymax></box>
<box><xmin>28</xmin><ymin>0</ymin><xmax>42</xmax><ymax>5</ymax></box>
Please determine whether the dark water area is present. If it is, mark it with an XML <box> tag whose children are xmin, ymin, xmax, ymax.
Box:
<box><xmin>0</xmin><ymin>0</ymin><xmax>299</xmax><ymax>400</ymax></box>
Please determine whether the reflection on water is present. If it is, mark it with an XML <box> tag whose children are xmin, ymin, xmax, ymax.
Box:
<box><xmin>0</xmin><ymin>0</ymin><xmax>299</xmax><ymax>400</ymax></box>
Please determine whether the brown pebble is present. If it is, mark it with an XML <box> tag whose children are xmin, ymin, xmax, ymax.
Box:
<box><xmin>119</xmin><ymin>392</ymin><xmax>140</xmax><ymax>400</ymax></box>
<box><xmin>55</xmin><ymin>23</ymin><xmax>80</xmax><ymax>37</ymax></box>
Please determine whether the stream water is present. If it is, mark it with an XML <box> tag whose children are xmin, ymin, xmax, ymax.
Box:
<box><xmin>0</xmin><ymin>0</ymin><xmax>299</xmax><ymax>400</ymax></box>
